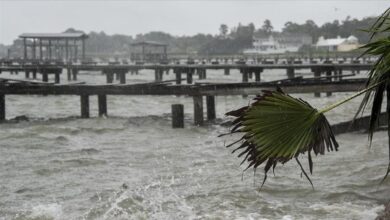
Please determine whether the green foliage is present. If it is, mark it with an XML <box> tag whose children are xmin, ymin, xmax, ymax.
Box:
<box><xmin>355</xmin><ymin>8</ymin><xmax>390</xmax><ymax>182</ymax></box>
<box><xmin>225</xmin><ymin>89</ymin><xmax>338</xmax><ymax>188</ymax></box>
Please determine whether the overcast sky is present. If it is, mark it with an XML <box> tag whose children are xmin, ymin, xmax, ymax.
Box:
<box><xmin>0</xmin><ymin>0</ymin><xmax>387</xmax><ymax>44</ymax></box>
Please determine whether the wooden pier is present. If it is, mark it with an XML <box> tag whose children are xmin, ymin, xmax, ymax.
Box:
<box><xmin>0</xmin><ymin>77</ymin><xmax>366</xmax><ymax>126</ymax></box>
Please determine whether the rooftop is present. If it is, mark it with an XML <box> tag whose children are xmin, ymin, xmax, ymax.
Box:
<box><xmin>19</xmin><ymin>33</ymin><xmax>88</xmax><ymax>39</ymax></box>
<box><xmin>130</xmin><ymin>41</ymin><xmax>167</xmax><ymax>47</ymax></box>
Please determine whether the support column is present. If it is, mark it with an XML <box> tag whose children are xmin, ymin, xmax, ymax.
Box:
<box><xmin>206</xmin><ymin>96</ymin><xmax>216</xmax><ymax>121</ymax></box>
<box><xmin>154</xmin><ymin>69</ymin><xmax>161</xmax><ymax>82</ymax></box>
<box><xmin>255</xmin><ymin>69</ymin><xmax>262</xmax><ymax>82</ymax></box>
<box><xmin>32</xmin><ymin>70</ymin><xmax>37</xmax><ymax>79</ymax></box>
<box><xmin>72</xmin><ymin>69</ymin><xmax>78</xmax><ymax>81</ymax></box>
<box><xmin>98</xmin><ymin>94</ymin><xmax>107</xmax><ymax>117</ymax></box>
<box><xmin>48</xmin><ymin>40</ymin><xmax>52</xmax><ymax>60</ymax></box>
<box><xmin>172</xmin><ymin>104</ymin><xmax>184</xmax><ymax>128</ymax></box>
<box><xmin>175</xmin><ymin>69</ymin><xmax>182</xmax><ymax>84</ymax></box>
<box><xmin>242</xmin><ymin>68</ymin><xmax>249</xmax><ymax>82</ymax></box>
<box><xmin>314</xmin><ymin>69</ymin><xmax>321</xmax><ymax>97</ymax></box>
<box><xmin>32</xmin><ymin>39</ymin><xmax>36</xmax><ymax>60</ymax></box>
<box><xmin>106</xmin><ymin>71</ymin><xmax>114</xmax><ymax>83</ymax></box>
<box><xmin>187</xmin><ymin>69</ymin><xmax>193</xmax><ymax>84</ymax></box>
<box><xmin>39</xmin><ymin>39</ymin><xmax>43</xmax><ymax>60</ymax></box>
<box><xmin>23</xmin><ymin>38</ymin><xmax>27</xmax><ymax>60</ymax></box>
<box><xmin>42</xmin><ymin>71</ymin><xmax>49</xmax><ymax>82</ymax></box>
<box><xmin>74</xmin><ymin>40</ymin><xmax>77</xmax><ymax>60</ymax></box>
<box><xmin>193</xmin><ymin>96</ymin><xmax>204</xmax><ymax>126</ymax></box>
<box><xmin>82</xmin><ymin>38</ymin><xmax>86</xmax><ymax>60</ymax></box>
<box><xmin>224</xmin><ymin>68</ymin><xmax>230</xmax><ymax>75</ymax></box>
<box><xmin>326</xmin><ymin>69</ymin><xmax>332</xmax><ymax>97</ymax></box>
<box><xmin>0</xmin><ymin>94</ymin><xmax>5</xmax><ymax>121</ymax></box>
<box><xmin>119</xmin><ymin>71</ymin><xmax>126</xmax><ymax>84</ymax></box>
<box><xmin>65</xmin><ymin>40</ymin><xmax>69</xmax><ymax>62</ymax></box>
<box><xmin>287</xmin><ymin>67</ymin><xmax>295</xmax><ymax>79</ymax></box>
<box><xmin>80</xmin><ymin>94</ymin><xmax>90</xmax><ymax>118</ymax></box>
<box><xmin>67</xmin><ymin>68</ymin><xmax>72</xmax><ymax>81</ymax></box>
<box><xmin>55</xmin><ymin>72</ymin><xmax>60</xmax><ymax>84</ymax></box>
<box><xmin>25</xmin><ymin>71</ymin><xmax>30</xmax><ymax>78</ymax></box>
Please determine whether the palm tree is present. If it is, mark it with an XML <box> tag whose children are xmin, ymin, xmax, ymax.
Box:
<box><xmin>356</xmin><ymin>8</ymin><xmax>390</xmax><ymax>182</ymax></box>
<box><xmin>224</xmin><ymin>8</ymin><xmax>390</xmax><ymax>187</ymax></box>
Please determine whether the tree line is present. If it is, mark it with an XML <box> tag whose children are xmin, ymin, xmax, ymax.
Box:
<box><xmin>2</xmin><ymin>15</ymin><xmax>378</xmax><ymax>58</ymax></box>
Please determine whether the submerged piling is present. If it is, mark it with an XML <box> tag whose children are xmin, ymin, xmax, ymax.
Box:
<box><xmin>172</xmin><ymin>104</ymin><xmax>184</xmax><ymax>128</ymax></box>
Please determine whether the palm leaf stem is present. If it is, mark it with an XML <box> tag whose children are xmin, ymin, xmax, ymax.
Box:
<box><xmin>319</xmin><ymin>81</ymin><xmax>385</xmax><ymax>114</ymax></box>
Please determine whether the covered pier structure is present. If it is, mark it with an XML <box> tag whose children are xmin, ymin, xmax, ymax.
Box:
<box><xmin>19</xmin><ymin>33</ymin><xmax>89</xmax><ymax>62</ymax></box>
<box><xmin>130</xmin><ymin>41</ymin><xmax>168</xmax><ymax>64</ymax></box>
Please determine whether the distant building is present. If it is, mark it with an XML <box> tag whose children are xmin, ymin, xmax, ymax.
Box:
<box><xmin>315</xmin><ymin>35</ymin><xmax>360</xmax><ymax>52</ymax></box>
<box><xmin>243</xmin><ymin>33</ymin><xmax>312</xmax><ymax>55</ymax></box>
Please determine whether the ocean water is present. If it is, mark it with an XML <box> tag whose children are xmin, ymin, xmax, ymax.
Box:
<box><xmin>0</xmin><ymin>67</ymin><xmax>389</xmax><ymax>220</ymax></box>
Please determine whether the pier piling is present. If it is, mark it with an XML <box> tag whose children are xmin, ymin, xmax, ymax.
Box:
<box><xmin>0</xmin><ymin>94</ymin><xmax>5</xmax><ymax>121</ymax></box>
<box><xmin>172</xmin><ymin>104</ymin><xmax>184</xmax><ymax>128</ymax></box>
<box><xmin>193</xmin><ymin>96</ymin><xmax>204</xmax><ymax>126</ymax></box>
<box><xmin>98</xmin><ymin>94</ymin><xmax>107</xmax><ymax>117</ymax></box>
<box><xmin>80</xmin><ymin>94</ymin><xmax>90</xmax><ymax>118</ymax></box>
<box><xmin>206</xmin><ymin>96</ymin><xmax>216</xmax><ymax>121</ymax></box>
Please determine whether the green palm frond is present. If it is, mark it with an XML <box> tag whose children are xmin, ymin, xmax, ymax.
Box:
<box><xmin>225</xmin><ymin>89</ymin><xmax>338</xmax><ymax>188</ymax></box>
<box><xmin>356</xmin><ymin>7</ymin><xmax>390</xmax><ymax>182</ymax></box>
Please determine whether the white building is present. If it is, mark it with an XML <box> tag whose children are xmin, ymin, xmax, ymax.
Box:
<box><xmin>316</xmin><ymin>35</ymin><xmax>360</xmax><ymax>52</ymax></box>
<box><xmin>243</xmin><ymin>34</ymin><xmax>312</xmax><ymax>55</ymax></box>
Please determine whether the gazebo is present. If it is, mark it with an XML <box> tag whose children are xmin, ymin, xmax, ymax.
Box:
<box><xmin>19</xmin><ymin>32</ymin><xmax>89</xmax><ymax>61</ymax></box>
<box><xmin>130</xmin><ymin>41</ymin><xmax>168</xmax><ymax>63</ymax></box>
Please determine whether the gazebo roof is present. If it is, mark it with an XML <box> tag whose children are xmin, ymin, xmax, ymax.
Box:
<box><xmin>130</xmin><ymin>41</ymin><xmax>167</xmax><ymax>47</ymax></box>
<box><xmin>19</xmin><ymin>33</ymin><xmax>88</xmax><ymax>39</ymax></box>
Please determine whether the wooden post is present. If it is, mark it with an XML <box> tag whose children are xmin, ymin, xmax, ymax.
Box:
<box><xmin>25</xmin><ymin>71</ymin><xmax>30</xmax><ymax>78</ymax></box>
<box><xmin>224</xmin><ymin>68</ymin><xmax>230</xmax><ymax>75</ymax></box>
<box><xmin>193</xmin><ymin>96</ymin><xmax>204</xmax><ymax>126</ymax></box>
<box><xmin>242</xmin><ymin>68</ymin><xmax>249</xmax><ymax>82</ymax></box>
<box><xmin>39</xmin><ymin>39</ymin><xmax>43</xmax><ymax>60</ymax></box>
<box><xmin>23</xmin><ymin>38</ymin><xmax>27</xmax><ymax>60</ymax></box>
<box><xmin>255</xmin><ymin>69</ymin><xmax>262</xmax><ymax>82</ymax></box>
<box><xmin>119</xmin><ymin>71</ymin><xmax>126</xmax><ymax>84</ymax></box>
<box><xmin>98</xmin><ymin>94</ymin><xmax>107</xmax><ymax>117</ymax></box>
<box><xmin>326</xmin><ymin>69</ymin><xmax>332</xmax><ymax>97</ymax></box>
<box><xmin>82</xmin><ymin>38</ymin><xmax>86</xmax><ymax>60</ymax></box>
<box><xmin>80</xmin><ymin>94</ymin><xmax>89</xmax><ymax>118</ymax></box>
<box><xmin>171</xmin><ymin>104</ymin><xmax>184</xmax><ymax>128</ymax></box>
<box><xmin>106</xmin><ymin>71</ymin><xmax>114</xmax><ymax>83</ymax></box>
<box><xmin>54</xmin><ymin>72</ymin><xmax>60</xmax><ymax>84</ymax></box>
<box><xmin>287</xmin><ymin>67</ymin><xmax>295</xmax><ymax>79</ymax></box>
<box><xmin>72</xmin><ymin>69</ymin><xmax>78</xmax><ymax>81</ymax></box>
<box><xmin>42</xmin><ymin>72</ymin><xmax>49</xmax><ymax>82</ymax></box>
<box><xmin>48</xmin><ymin>40</ymin><xmax>52</xmax><ymax>60</ymax></box>
<box><xmin>206</xmin><ymin>96</ymin><xmax>216</xmax><ymax>121</ymax></box>
<box><xmin>67</xmin><ymin>68</ymin><xmax>72</xmax><ymax>81</ymax></box>
<box><xmin>187</xmin><ymin>69</ymin><xmax>193</xmax><ymax>84</ymax></box>
<box><xmin>32</xmin><ymin>39</ymin><xmax>36</xmax><ymax>60</ymax></box>
<box><xmin>65</xmin><ymin>40</ymin><xmax>69</xmax><ymax>61</ymax></box>
<box><xmin>159</xmin><ymin>69</ymin><xmax>164</xmax><ymax>81</ymax></box>
<box><xmin>32</xmin><ymin>70</ymin><xmax>37</xmax><ymax>79</ymax></box>
<box><xmin>338</xmin><ymin>69</ymin><xmax>343</xmax><ymax>81</ymax></box>
<box><xmin>0</xmin><ymin>94</ymin><xmax>5</xmax><ymax>121</ymax></box>
<box><xmin>314</xmin><ymin>69</ymin><xmax>321</xmax><ymax>97</ymax></box>
<box><xmin>175</xmin><ymin>69</ymin><xmax>182</xmax><ymax>85</ymax></box>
